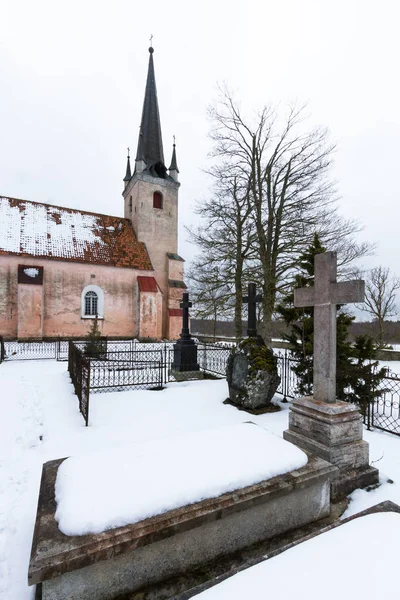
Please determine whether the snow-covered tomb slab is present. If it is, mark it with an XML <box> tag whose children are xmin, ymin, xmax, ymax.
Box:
<box><xmin>29</xmin><ymin>424</ymin><xmax>336</xmax><ymax>600</ymax></box>
<box><xmin>193</xmin><ymin>501</ymin><xmax>400</xmax><ymax>600</ymax></box>
<box><xmin>55</xmin><ymin>423</ymin><xmax>309</xmax><ymax>536</ymax></box>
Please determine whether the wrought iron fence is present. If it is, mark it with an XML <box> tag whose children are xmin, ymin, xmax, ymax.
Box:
<box><xmin>197</xmin><ymin>344</ymin><xmax>232</xmax><ymax>377</ymax></box>
<box><xmin>68</xmin><ymin>341</ymin><xmax>90</xmax><ymax>426</ymax></box>
<box><xmin>90</xmin><ymin>349</ymin><xmax>164</xmax><ymax>393</ymax></box>
<box><xmin>2</xmin><ymin>339</ymin><xmax>70</xmax><ymax>361</ymax></box>
<box><xmin>368</xmin><ymin>368</ymin><xmax>400</xmax><ymax>436</ymax></box>
<box><xmin>275</xmin><ymin>349</ymin><xmax>301</xmax><ymax>401</ymax></box>
<box><xmin>67</xmin><ymin>341</ymin><xmax>232</xmax><ymax>424</ymax></box>
<box><xmin>5</xmin><ymin>336</ymin><xmax>400</xmax><ymax>437</ymax></box>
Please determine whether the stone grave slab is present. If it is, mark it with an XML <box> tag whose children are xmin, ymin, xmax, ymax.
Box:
<box><xmin>29</xmin><ymin>451</ymin><xmax>335</xmax><ymax>600</ymax></box>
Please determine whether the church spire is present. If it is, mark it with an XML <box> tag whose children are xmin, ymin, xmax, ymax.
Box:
<box><xmin>123</xmin><ymin>148</ymin><xmax>132</xmax><ymax>186</ymax></box>
<box><xmin>169</xmin><ymin>137</ymin><xmax>179</xmax><ymax>182</ymax></box>
<box><xmin>135</xmin><ymin>45</ymin><xmax>167</xmax><ymax>178</ymax></box>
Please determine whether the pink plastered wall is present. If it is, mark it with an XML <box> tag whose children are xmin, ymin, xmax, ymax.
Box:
<box><xmin>17</xmin><ymin>284</ymin><xmax>43</xmax><ymax>338</ymax></box>
<box><xmin>168</xmin><ymin>315</ymin><xmax>182</xmax><ymax>340</ymax></box>
<box><xmin>0</xmin><ymin>255</ymin><xmax>154</xmax><ymax>339</ymax></box>
<box><xmin>168</xmin><ymin>258</ymin><xmax>184</xmax><ymax>282</ymax></box>
<box><xmin>138</xmin><ymin>290</ymin><xmax>163</xmax><ymax>339</ymax></box>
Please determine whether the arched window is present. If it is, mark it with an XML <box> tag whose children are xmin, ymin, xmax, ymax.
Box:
<box><xmin>129</xmin><ymin>196</ymin><xmax>132</xmax><ymax>213</ymax></box>
<box><xmin>81</xmin><ymin>285</ymin><xmax>104</xmax><ymax>318</ymax></box>
<box><xmin>153</xmin><ymin>191</ymin><xmax>163</xmax><ymax>209</ymax></box>
<box><xmin>85</xmin><ymin>291</ymin><xmax>98</xmax><ymax>316</ymax></box>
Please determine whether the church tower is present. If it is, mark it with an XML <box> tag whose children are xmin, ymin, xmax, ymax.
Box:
<box><xmin>123</xmin><ymin>46</ymin><xmax>185</xmax><ymax>339</ymax></box>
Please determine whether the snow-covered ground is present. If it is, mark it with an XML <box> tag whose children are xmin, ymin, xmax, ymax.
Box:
<box><xmin>0</xmin><ymin>360</ymin><xmax>399</xmax><ymax>599</ymax></box>
<box><xmin>193</xmin><ymin>511</ymin><xmax>400</xmax><ymax>600</ymax></box>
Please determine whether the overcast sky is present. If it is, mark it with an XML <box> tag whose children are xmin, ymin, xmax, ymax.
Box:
<box><xmin>1</xmin><ymin>0</ymin><xmax>399</xmax><ymax>279</ymax></box>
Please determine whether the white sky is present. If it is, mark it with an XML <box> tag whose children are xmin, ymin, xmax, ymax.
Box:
<box><xmin>1</xmin><ymin>0</ymin><xmax>399</xmax><ymax>278</ymax></box>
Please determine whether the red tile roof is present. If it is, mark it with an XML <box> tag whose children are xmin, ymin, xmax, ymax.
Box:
<box><xmin>137</xmin><ymin>276</ymin><xmax>158</xmax><ymax>293</ymax></box>
<box><xmin>0</xmin><ymin>196</ymin><xmax>153</xmax><ymax>270</ymax></box>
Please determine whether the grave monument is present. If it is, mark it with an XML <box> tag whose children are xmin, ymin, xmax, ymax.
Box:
<box><xmin>227</xmin><ymin>283</ymin><xmax>280</xmax><ymax>410</ymax></box>
<box><xmin>171</xmin><ymin>292</ymin><xmax>200</xmax><ymax>372</ymax></box>
<box><xmin>283</xmin><ymin>251</ymin><xmax>379</xmax><ymax>500</ymax></box>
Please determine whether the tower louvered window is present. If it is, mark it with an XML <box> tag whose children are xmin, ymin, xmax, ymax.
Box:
<box><xmin>153</xmin><ymin>191</ymin><xmax>163</xmax><ymax>209</ymax></box>
<box><xmin>85</xmin><ymin>291</ymin><xmax>98</xmax><ymax>316</ymax></box>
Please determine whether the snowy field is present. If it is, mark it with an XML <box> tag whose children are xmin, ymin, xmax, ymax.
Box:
<box><xmin>0</xmin><ymin>360</ymin><xmax>400</xmax><ymax>599</ymax></box>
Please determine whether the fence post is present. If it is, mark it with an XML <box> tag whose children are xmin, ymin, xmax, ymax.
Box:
<box><xmin>164</xmin><ymin>344</ymin><xmax>167</xmax><ymax>385</ymax></box>
<box><xmin>0</xmin><ymin>336</ymin><xmax>4</xmax><ymax>364</ymax></box>
<box><xmin>367</xmin><ymin>368</ymin><xmax>372</xmax><ymax>431</ymax></box>
<box><xmin>282</xmin><ymin>350</ymin><xmax>288</xmax><ymax>403</ymax></box>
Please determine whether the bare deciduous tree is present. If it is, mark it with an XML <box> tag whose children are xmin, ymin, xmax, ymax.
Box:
<box><xmin>187</xmin><ymin>172</ymin><xmax>255</xmax><ymax>339</ymax></box>
<box><xmin>358</xmin><ymin>266</ymin><xmax>400</xmax><ymax>348</ymax></box>
<box><xmin>190</xmin><ymin>87</ymin><xmax>372</xmax><ymax>344</ymax></box>
<box><xmin>187</xmin><ymin>264</ymin><xmax>233</xmax><ymax>341</ymax></box>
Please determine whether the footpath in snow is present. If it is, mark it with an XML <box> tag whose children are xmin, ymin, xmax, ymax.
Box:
<box><xmin>0</xmin><ymin>359</ymin><xmax>399</xmax><ymax>599</ymax></box>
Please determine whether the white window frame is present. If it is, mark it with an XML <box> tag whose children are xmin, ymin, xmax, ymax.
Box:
<box><xmin>81</xmin><ymin>284</ymin><xmax>104</xmax><ymax>319</ymax></box>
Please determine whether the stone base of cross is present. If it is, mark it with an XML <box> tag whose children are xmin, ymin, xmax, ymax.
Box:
<box><xmin>283</xmin><ymin>251</ymin><xmax>379</xmax><ymax>501</ymax></box>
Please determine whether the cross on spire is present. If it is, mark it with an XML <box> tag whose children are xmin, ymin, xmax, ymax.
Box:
<box><xmin>243</xmin><ymin>283</ymin><xmax>263</xmax><ymax>338</ymax></box>
<box><xmin>149</xmin><ymin>34</ymin><xmax>153</xmax><ymax>46</ymax></box>
<box><xmin>294</xmin><ymin>251</ymin><xmax>365</xmax><ymax>403</ymax></box>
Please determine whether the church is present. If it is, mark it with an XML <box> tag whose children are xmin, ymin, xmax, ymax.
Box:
<box><xmin>0</xmin><ymin>46</ymin><xmax>186</xmax><ymax>341</ymax></box>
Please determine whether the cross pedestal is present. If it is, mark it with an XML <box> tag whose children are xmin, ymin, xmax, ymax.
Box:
<box><xmin>171</xmin><ymin>292</ymin><xmax>200</xmax><ymax>373</ymax></box>
<box><xmin>283</xmin><ymin>252</ymin><xmax>379</xmax><ymax>500</ymax></box>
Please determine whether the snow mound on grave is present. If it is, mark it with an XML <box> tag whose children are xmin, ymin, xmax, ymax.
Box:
<box><xmin>193</xmin><ymin>511</ymin><xmax>400</xmax><ymax>600</ymax></box>
<box><xmin>55</xmin><ymin>423</ymin><xmax>308</xmax><ymax>536</ymax></box>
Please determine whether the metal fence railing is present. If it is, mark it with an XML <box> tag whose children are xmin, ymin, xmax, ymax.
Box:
<box><xmin>68</xmin><ymin>341</ymin><xmax>90</xmax><ymax>426</ymax></box>
<box><xmin>67</xmin><ymin>341</ymin><xmax>232</xmax><ymax>425</ymax></box>
<box><xmin>275</xmin><ymin>349</ymin><xmax>301</xmax><ymax>402</ymax></box>
<box><xmin>2</xmin><ymin>339</ymin><xmax>69</xmax><ymax>361</ymax></box>
<box><xmin>368</xmin><ymin>368</ymin><xmax>400</xmax><ymax>437</ymax></box>
<box><xmin>4</xmin><ymin>336</ymin><xmax>400</xmax><ymax>438</ymax></box>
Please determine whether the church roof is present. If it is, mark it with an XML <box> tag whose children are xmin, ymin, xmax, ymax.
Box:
<box><xmin>135</xmin><ymin>48</ymin><xmax>169</xmax><ymax>179</ymax></box>
<box><xmin>137</xmin><ymin>276</ymin><xmax>158</xmax><ymax>293</ymax></box>
<box><xmin>0</xmin><ymin>196</ymin><xmax>153</xmax><ymax>270</ymax></box>
<box><xmin>169</xmin><ymin>143</ymin><xmax>179</xmax><ymax>173</ymax></box>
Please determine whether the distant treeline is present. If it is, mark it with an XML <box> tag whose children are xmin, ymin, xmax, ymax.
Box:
<box><xmin>191</xmin><ymin>319</ymin><xmax>400</xmax><ymax>344</ymax></box>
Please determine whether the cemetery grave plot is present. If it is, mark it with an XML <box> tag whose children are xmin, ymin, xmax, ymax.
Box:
<box><xmin>68</xmin><ymin>341</ymin><xmax>233</xmax><ymax>425</ymax></box>
<box><xmin>1</xmin><ymin>358</ymin><xmax>400</xmax><ymax>600</ymax></box>
<box><xmin>4</xmin><ymin>335</ymin><xmax>400</xmax><ymax>436</ymax></box>
<box><xmin>89</xmin><ymin>351</ymin><xmax>165</xmax><ymax>393</ymax></box>
<box><xmin>28</xmin><ymin>423</ymin><xmax>336</xmax><ymax>600</ymax></box>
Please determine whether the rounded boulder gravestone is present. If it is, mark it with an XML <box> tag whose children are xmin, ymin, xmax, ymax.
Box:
<box><xmin>227</xmin><ymin>338</ymin><xmax>281</xmax><ymax>410</ymax></box>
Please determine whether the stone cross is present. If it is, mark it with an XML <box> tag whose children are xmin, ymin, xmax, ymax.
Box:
<box><xmin>179</xmin><ymin>292</ymin><xmax>192</xmax><ymax>341</ymax></box>
<box><xmin>294</xmin><ymin>251</ymin><xmax>365</xmax><ymax>403</ymax></box>
<box><xmin>243</xmin><ymin>283</ymin><xmax>263</xmax><ymax>338</ymax></box>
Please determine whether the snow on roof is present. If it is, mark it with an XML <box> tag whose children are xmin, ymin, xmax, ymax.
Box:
<box><xmin>0</xmin><ymin>196</ymin><xmax>153</xmax><ymax>270</ymax></box>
